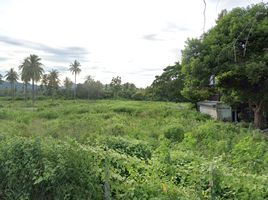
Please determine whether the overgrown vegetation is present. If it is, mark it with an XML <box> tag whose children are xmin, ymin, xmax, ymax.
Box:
<box><xmin>0</xmin><ymin>100</ymin><xmax>267</xmax><ymax>199</ymax></box>
<box><xmin>181</xmin><ymin>3</ymin><xmax>268</xmax><ymax>128</ymax></box>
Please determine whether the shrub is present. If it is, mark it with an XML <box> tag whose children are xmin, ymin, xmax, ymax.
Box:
<box><xmin>0</xmin><ymin>137</ymin><xmax>103</xmax><ymax>199</ymax></box>
<box><xmin>38</xmin><ymin>111</ymin><xmax>59</xmax><ymax>120</ymax></box>
<box><xmin>231</xmin><ymin>136</ymin><xmax>268</xmax><ymax>173</ymax></box>
<box><xmin>109</xmin><ymin>123</ymin><xmax>126</xmax><ymax>136</ymax></box>
<box><xmin>0</xmin><ymin>100</ymin><xmax>267</xmax><ymax>199</ymax></box>
<box><xmin>0</xmin><ymin>109</ymin><xmax>10</xmax><ymax>120</ymax></box>
<box><xmin>164</xmin><ymin>126</ymin><xmax>185</xmax><ymax>143</ymax></box>
<box><xmin>105</xmin><ymin>137</ymin><xmax>152</xmax><ymax>160</ymax></box>
<box><xmin>113</xmin><ymin>106</ymin><xmax>141</xmax><ymax>115</ymax></box>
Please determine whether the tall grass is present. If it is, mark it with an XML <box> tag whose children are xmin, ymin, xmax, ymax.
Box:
<box><xmin>0</xmin><ymin>100</ymin><xmax>267</xmax><ymax>199</ymax></box>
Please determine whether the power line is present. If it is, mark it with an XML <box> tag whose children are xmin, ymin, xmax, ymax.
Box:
<box><xmin>203</xmin><ymin>0</ymin><xmax>207</xmax><ymax>33</ymax></box>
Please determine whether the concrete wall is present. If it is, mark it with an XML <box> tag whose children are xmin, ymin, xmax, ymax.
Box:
<box><xmin>217</xmin><ymin>106</ymin><xmax>232</xmax><ymax>121</ymax></box>
<box><xmin>199</xmin><ymin>103</ymin><xmax>232</xmax><ymax>121</ymax></box>
<box><xmin>199</xmin><ymin>106</ymin><xmax>217</xmax><ymax>119</ymax></box>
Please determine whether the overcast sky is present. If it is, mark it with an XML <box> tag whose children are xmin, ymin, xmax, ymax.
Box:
<box><xmin>0</xmin><ymin>0</ymin><xmax>266</xmax><ymax>87</ymax></box>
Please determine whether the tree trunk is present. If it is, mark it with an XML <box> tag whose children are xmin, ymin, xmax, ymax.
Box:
<box><xmin>52</xmin><ymin>89</ymin><xmax>54</xmax><ymax>102</ymax></box>
<box><xmin>253</xmin><ymin>107</ymin><xmax>264</xmax><ymax>129</ymax></box>
<box><xmin>25</xmin><ymin>83</ymin><xmax>28</xmax><ymax>101</ymax></box>
<box><xmin>32</xmin><ymin>79</ymin><xmax>35</xmax><ymax>105</ymax></box>
<box><xmin>10</xmin><ymin>83</ymin><xmax>14</xmax><ymax>101</ymax></box>
<box><xmin>35</xmin><ymin>84</ymin><xmax>37</xmax><ymax>102</ymax></box>
<box><xmin>194</xmin><ymin>102</ymin><xmax>199</xmax><ymax>111</ymax></box>
<box><xmin>250</xmin><ymin>101</ymin><xmax>265</xmax><ymax>129</ymax></box>
<box><xmin>234</xmin><ymin>109</ymin><xmax>238</xmax><ymax>122</ymax></box>
<box><xmin>24</xmin><ymin>83</ymin><xmax>26</xmax><ymax>101</ymax></box>
<box><xmin>74</xmin><ymin>73</ymin><xmax>76</xmax><ymax>100</ymax></box>
<box><xmin>13</xmin><ymin>82</ymin><xmax>15</xmax><ymax>101</ymax></box>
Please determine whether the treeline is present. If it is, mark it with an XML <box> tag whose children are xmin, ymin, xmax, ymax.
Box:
<box><xmin>0</xmin><ymin>62</ymin><xmax>147</xmax><ymax>102</ymax></box>
<box><xmin>0</xmin><ymin>55</ymin><xmax>181</xmax><ymax>102</ymax></box>
<box><xmin>61</xmin><ymin>76</ymin><xmax>147</xmax><ymax>100</ymax></box>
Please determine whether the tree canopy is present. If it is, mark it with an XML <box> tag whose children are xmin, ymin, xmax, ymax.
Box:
<box><xmin>19</xmin><ymin>54</ymin><xmax>44</xmax><ymax>104</ymax></box>
<box><xmin>150</xmin><ymin>62</ymin><xmax>186</xmax><ymax>102</ymax></box>
<box><xmin>181</xmin><ymin>3</ymin><xmax>268</xmax><ymax>128</ymax></box>
<box><xmin>5</xmin><ymin>68</ymin><xmax>19</xmax><ymax>100</ymax></box>
<box><xmin>69</xmin><ymin>60</ymin><xmax>81</xmax><ymax>99</ymax></box>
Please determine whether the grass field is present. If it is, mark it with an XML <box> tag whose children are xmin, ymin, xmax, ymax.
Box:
<box><xmin>0</xmin><ymin>100</ymin><xmax>267</xmax><ymax>199</ymax></box>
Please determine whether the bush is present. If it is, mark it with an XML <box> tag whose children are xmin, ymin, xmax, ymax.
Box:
<box><xmin>231</xmin><ymin>136</ymin><xmax>268</xmax><ymax>173</ymax></box>
<box><xmin>113</xmin><ymin>106</ymin><xmax>136</xmax><ymax>115</ymax></box>
<box><xmin>109</xmin><ymin>123</ymin><xmax>126</xmax><ymax>136</ymax></box>
<box><xmin>0</xmin><ymin>100</ymin><xmax>267</xmax><ymax>199</ymax></box>
<box><xmin>38</xmin><ymin>111</ymin><xmax>59</xmax><ymax>120</ymax></box>
<box><xmin>0</xmin><ymin>137</ymin><xmax>103</xmax><ymax>199</ymax></box>
<box><xmin>105</xmin><ymin>137</ymin><xmax>152</xmax><ymax>160</ymax></box>
<box><xmin>164</xmin><ymin>126</ymin><xmax>185</xmax><ymax>143</ymax></box>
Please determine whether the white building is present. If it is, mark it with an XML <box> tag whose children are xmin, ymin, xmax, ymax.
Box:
<box><xmin>197</xmin><ymin>101</ymin><xmax>232</xmax><ymax>121</ymax></box>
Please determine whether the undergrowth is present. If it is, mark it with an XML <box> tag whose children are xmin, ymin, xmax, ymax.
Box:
<box><xmin>0</xmin><ymin>100</ymin><xmax>267</xmax><ymax>199</ymax></box>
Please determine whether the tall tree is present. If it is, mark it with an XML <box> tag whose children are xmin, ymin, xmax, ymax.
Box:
<box><xmin>84</xmin><ymin>75</ymin><xmax>94</xmax><ymax>100</ymax></box>
<box><xmin>41</xmin><ymin>74</ymin><xmax>49</xmax><ymax>95</ymax></box>
<box><xmin>110</xmin><ymin>76</ymin><xmax>122</xmax><ymax>98</ymax></box>
<box><xmin>19</xmin><ymin>58</ymin><xmax>31</xmax><ymax>101</ymax></box>
<box><xmin>69</xmin><ymin>60</ymin><xmax>81</xmax><ymax>99</ymax></box>
<box><xmin>181</xmin><ymin>3</ymin><xmax>268</xmax><ymax>128</ymax></box>
<box><xmin>21</xmin><ymin>55</ymin><xmax>44</xmax><ymax>105</ymax></box>
<box><xmin>5</xmin><ymin>68</ymin><xmax>18</xmax><ymax>100</ymax></box>
<box><xmin>209</xmin><ymin>4</ymin><xmax>268</xmax><ymax>128</ymax></box>
<box><xmin>181</xmin><ymin>38</ymin><xmax>215</xmax><ymax>107</ymax></box>
<box><xmin>48</xmin><ymin>69</ymin><xmax>60</xmax><ymax>100</ymax></box>
<box><xmin>63</xmin><ymin>77</ymin><xmax>73</xmax><ymax>98</ymax></box>
<box><xmin>121</xmin><ymin>82</ymin><xmax>137</xmax><ymax>99</ymax></box>
<box><xmin>0</xmin><ymin>74</ymin><xmax>3</xmax><ymax>84</ymax></box>
<box><xmin>151</xmin><ymin>62</ymin><xmax>186</xmax><ymax>102</ymax></box>
<box><xmin>83</xmin><ymin>76</ymin><xmax>104</xmax><ymax>99</ymax></box>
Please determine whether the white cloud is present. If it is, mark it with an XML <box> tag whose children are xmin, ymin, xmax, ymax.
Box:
<box><xmin>0</xmin><ymin>0</ymin><xmax>265</xmax><ymax>87</ymax></box>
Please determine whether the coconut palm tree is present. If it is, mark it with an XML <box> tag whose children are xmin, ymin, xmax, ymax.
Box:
<box><xmin>69</xmin><ymin>60</ymin><xmax>81</xmax><ymax>99</ymax></box>
<box><xmin>85</xmin><ymin>75</ymin><xmax>94</xmax><ymax>100</ymax></box>
<box><xmin>48</xmin><ymin>69</ymin><xmax>60</xmax><ymax>100</ymax></box>
<box><xmin>0</xmin><ymin>74</ymin><xmax>3</xmax><ymax>84</ymax></box>
<box><xmin>41</xmin><ymin>74</ymin><xmax>49</xmax><ymax>95</ymax></box>
<box><xmin>5</xmin><ymin>68</ymin><xmax>18</xmax><ymax>100</ymax></box>
<box><xmin>19</xmin><ymin>58</ymin><xmax>31</xmax><ymax>101</ymax></box>
<box><xmin>24</xmin><ymin>54</ymin><xmax>44</xmax><ymax>105</ymax></box>
<box><xmin>63</xmin><ymin>77</ymin><xmax>73</xmax><ymax>98</ymax></box>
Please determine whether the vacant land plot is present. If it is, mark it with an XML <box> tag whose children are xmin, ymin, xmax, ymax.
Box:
<box><xmin>0</xmin><ymin>100</ymin><xmax>267</xmax><ymax>199</ymax></box>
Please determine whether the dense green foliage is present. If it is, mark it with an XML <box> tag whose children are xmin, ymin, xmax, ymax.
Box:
<box><xmin>181</xmin><ymin>3</ymin><xmax>268</xmax><ymax>128</ymax></box>
<box><xmin>4</xmin><ymin>68</ymin><xmax>19</xmax><ymax>100</ymax></box>
<box><xmin>148</xmin><ymin>62</ymin><xmax>186</xmax><ymax>102</ymax></box>
<box><xmin>0</xmin><ymin>73</ymin><xmax>146</xmax><ymax>102</ymax></box>
<box><xmin>0</xmin><ymin>100</ymin><xmax>267</xmax><ymax>199</ymax></box>
<box><xmin>19</xmin><ymin>54</ymin><xmax>44</xmax><ymax>104</ymax></box>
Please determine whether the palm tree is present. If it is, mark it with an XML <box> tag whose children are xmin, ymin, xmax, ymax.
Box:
<box><xmin>85</xmin><ymin>75</ymin><xmax>94</xmax><ymax>100</ymax></box>
<box><xmin>41</xmin><ymin>74</ymin><xmax>49</xmax><ymax>95</ymax></box>
<box><xmin>5</xmin><ymin>68</ymin><xmax>18</xmax><ymax>100</ymax></box>
<box><xmin>69</xmin><ymin>60</ymin><xmax>81</xmax><ymax>99</ymax></box>
<box><xmin>48</xmin><ymin>69</ymin><xmax>60</xmax><ymax>100</ymax></box>
<box><xmin>0</xmin><ymin>74</ymin><xmax>3</xmax><ymax>84</ymax></box>
<box><xmin>24</xmin><ymin>54</ymin><xmax>44</xmax><ymax>105</ymax></box>
<box><xmin>63</xmin><ymin>77</ymin><xmax>73</xmax><ymax>98</ymax></box>
<box><xmin>19</xmin><ymin>58</ymin><xmax>31</xmax><ymax>101</ymax></box>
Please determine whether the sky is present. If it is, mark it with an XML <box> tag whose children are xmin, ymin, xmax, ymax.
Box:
<box><xmin>0</xmin><ymin>0</ymin><xmax>266</xmax><ymax>87</ymax></box>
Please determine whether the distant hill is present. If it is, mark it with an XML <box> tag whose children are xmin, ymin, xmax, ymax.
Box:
<box><xmin>0</xmin><ymin>81</ymin><xmax>30</xmax><ymax>91</ymax></box>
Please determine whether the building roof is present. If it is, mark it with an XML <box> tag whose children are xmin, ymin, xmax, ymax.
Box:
<box><xmin>197</xmin><ymin>101</ymin><xmax>220</xmax><ymax>107</ymax></box>
<box><xmin>197</xmin><ymin>101</ymin><xmax>231</xmax><ymax>109</ymax></box>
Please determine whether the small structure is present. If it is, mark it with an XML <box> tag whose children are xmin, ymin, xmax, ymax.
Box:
<box><xmin>197</xmin><ymin>101</ymin><xmax>232</xmax><ymax>121</ymax></box>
